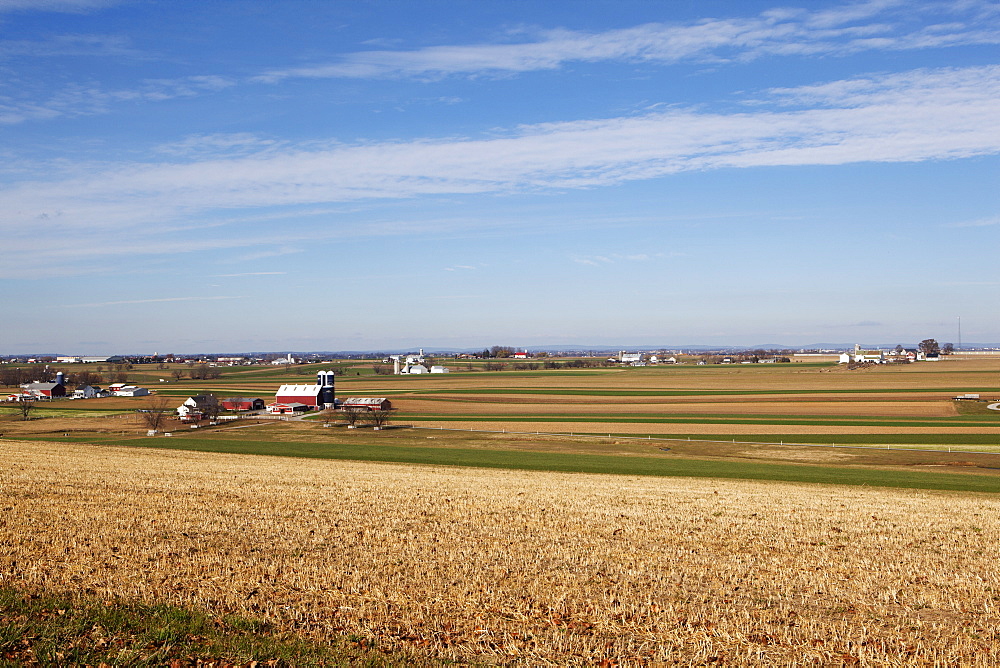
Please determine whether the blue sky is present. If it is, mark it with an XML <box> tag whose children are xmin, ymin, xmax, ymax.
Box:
<box><xmin>1</xmin><ymin>0</ymin><xmax>998</xmax><ymax>354</ymax></box>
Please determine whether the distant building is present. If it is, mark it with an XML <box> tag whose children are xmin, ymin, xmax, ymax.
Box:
<box><xmin>221</xmin><ymin>397</ymin><xmax>265</xmax><ymax>411</ymax></box>
<box><xmin>619</xmin><ymin>352</ymin><xmax>644</xmax><ymax>365</ymax></box>
<box><xmin>274</xmin><ymin>371</ymin><xmax>335</xmax><ymax>409</ymax></box>
<box><xmin>399</xmin><ymin>363</ymin><xmax>429</xmax><ymax>374</ymax></box>
<box><xmin>73</xmin><ymin>384</ymin><xmax>100</xmax><ymax>399</ymax></box>
<box><xmin>275</xmin><ymin>384</ymin><xmax>323</xmax><ymax>406</ymax></box>
<box><xmin>430</xmin><ymin>366</ymin><xmax>449</xmax><ymax>373</ymax></box>
<box><xmin>119</xmin><ymin>386</ymin><xmax>150</xmax><ymax>396</ymax></box>
<box><xmin>267</xmin><ymin>402</ymin><xmax>310</xmax><ymax>415</ymax></box>
<box><xmin>177</xmin><ymin>394</ymin><xmax>217</xmax><ymax>420</ymax></box>
<box><xmin>340</xmin><ymin>397</ymin><xmax>392</xmax><ymax>411</ymax></box>
<box><xmin>23</xmin><ymin>382</ymin><xmax>65</xmax><ymax>398</ymax></box>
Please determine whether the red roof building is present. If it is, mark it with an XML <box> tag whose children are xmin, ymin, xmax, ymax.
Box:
<box><xmin>221</xmin><ymin>397</ymin><xmax>265</xmax><ymax>411</ymax></box>
<box><xmin>275</xmin><ymin>384</ymin><xmax>323</xmax><ymax>407</ymax></box>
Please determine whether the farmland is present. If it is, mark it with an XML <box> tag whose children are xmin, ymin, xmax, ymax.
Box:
<box><xmin>4</xmin><ymin>440</ymin><xmax>1000</xmax><ymax>665</ymax></box>
<box><xmin>4</xmin><ymin>354</ymin><xmax>999</xmax><ymax>451</ymax></box>
<box><xmin>3</xmin><ymin>355</ymin><xmax>1000</xmax><ymax>663</ymax></box>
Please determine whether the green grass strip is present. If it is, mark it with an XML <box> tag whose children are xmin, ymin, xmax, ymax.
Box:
<box><xmin>39</xmin><ymin>435</ymin><xmax>1000</xmax><ymax>493</ymax></box>
<box><xmin>391</xmin><ymin>387</ymin><xmax>1000</xmax><ymax>397</ymax></box>
<box><xmin>604</xmin><ymin>433</ymin><xmax>1000</xmax><ymax>446</ymax></box>
<box><xmin>0</xmin><ymin>587</ymin><xmax>428</xmax><ymax>667</ymax></box>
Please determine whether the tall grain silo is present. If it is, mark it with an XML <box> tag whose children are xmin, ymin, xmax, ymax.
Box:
<box><xmin>316</xmin><ymin>370</ymin><xmax>336</xmax><ymax>407</ymax></box>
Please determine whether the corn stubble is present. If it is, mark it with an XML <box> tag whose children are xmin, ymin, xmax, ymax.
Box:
<box><xmin>3</xmin><ymin>441</ymin><xmax>999</xmax><ymax>665</ymax></box>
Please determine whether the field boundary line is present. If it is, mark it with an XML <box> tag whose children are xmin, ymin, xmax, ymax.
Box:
<box><xmin>406</xmin><ymin>425</ymin><xmax>999</xmax><ymax>455</ymax></box>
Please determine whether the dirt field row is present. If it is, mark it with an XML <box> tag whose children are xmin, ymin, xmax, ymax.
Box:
<box><xmin>3</xmin><ymin>441</ymin><xmax>999</xmax><ymax>665</ymax></box>
<box><xmin>410</xmin><ymin>419</ymin><xmax>1000</xmax><ymax>437</ymax></box>
<box><xmin>398</xmin><ymin>398</ymin><xmax>961</xmax><ymax>418</ymax></box>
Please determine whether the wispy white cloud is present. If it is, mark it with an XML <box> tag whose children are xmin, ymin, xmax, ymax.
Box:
<box><xmin>0</xmin><ymin>33</ymin><xmax>137</xmax><ymax>58</ymax></box>
<box><xmin>0</xmin><ymin>75</ymin><xmax>235</xmax><ymax>125</ymax></box>
<box><xmin>254</xmin><ymin>1</ymin><xmax>999</xmax><ymax>83</ymax></box>
<box><xmin>573</xmin><ymin>252</ymin><xmax>662</xmax><ymax>266</ymax></box>
<box><xmin>213</xmin><ymin>271</ymin><xmax>287</xmax><ymax>277</ymax></box>
<box><xmin>3</xmin><ymin>2</ymin><xmax>995</xmax><ymax>127</ymax></box>
<box><xmin>66</xmin><ymin>295</ymin><xmax>247</xmax><ymax>308</ymax></box>
<box><xmin>950</xmin><ymin>214</ymin><xmax>1000</xmax><ymax>228</ymax></box>
<box><xmin>232</xmin><ymin>246</ymin><xmax>303</xmax><ymax>263</ymax></box>
<box><xmin>155</xmin><ymin>133</ymin><xmax>283</xmax><ymax>158</ymax></box>
<box><xmin>0</xmin><ymin>0</ymin><xmax>121</xmax><ymax>14</ymax></box>
<box><xmin>573</xmin><ymin>256</ymin><xmax>612</xmax><ymax>266</ymax></box>
<box><xmin>2</xmin><ymin>64</ymin><xmax>999</xmax><ymax>276</ymax></box>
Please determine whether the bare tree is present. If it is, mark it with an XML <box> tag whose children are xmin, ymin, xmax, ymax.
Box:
<box><xmin>137</xmin><ymin>397</ymin><xmax>172</xmax><ymax>432</ymax></box>
<box><xmin>17</xmin><ymin>395</ymin><xmax>36</xmax><ymax>421</ymax></box>
<box><xmin>171</xmin><ymin>368</ymin><xmax>185</xmax><ymax>381</ymax></box>
<box><xmin>342</xmin><ymin>406</ymin><xmax>364</xmax><ymax>427</ymax></box>
<box><xmin>0</xmin><ymin>367</ymin><xmax>28</xmax><ymax>387</ymax></box>
<box><xmin>319</xmin><ymin>407</ymin><xmax>337</xmax><ymax>426</ymax></box>
<box><xmin>919</xmin><ymin>338</ymin><xmax>940</xmax><ymax>356</ymax></box>
<box><xmin>201</xmin><ymin>394</ymin><xmax>221</xmax><ymax>421</ymax></box>
<box><xmin>367</xmin><ymin>407</ymin><xmax>393</xmax><ymax>429</ymax></box>
<box><xmin>71</xmin><ymin>370</ymin><xmax>102</xmax><ymax>386</ymax></box>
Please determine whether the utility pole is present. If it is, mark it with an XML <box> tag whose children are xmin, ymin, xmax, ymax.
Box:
<box><xmin>958</xmin><ymin>316</ymin><xmax>962</xmax><ymax>352</ymax></box>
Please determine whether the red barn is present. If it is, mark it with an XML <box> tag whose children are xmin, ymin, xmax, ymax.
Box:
<box><xmin>24</xmin><ymin>382</ymin><xmax>66</xmax><ymax>398</ymax></box>
<box><xmin>222</xmin><ymin>397</ymin><xmax>265</xmax><ymax>411</ymax></box>
<box><xmin>274</xmin><ymin>384</ymin><xmax>322</xmax><ymax>408</ymax></box>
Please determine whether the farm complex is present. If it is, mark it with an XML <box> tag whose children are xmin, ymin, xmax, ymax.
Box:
<box><xmin>3</xmin><ymin>351</ymin><xmax>1000</xmax><ymax>664</ymax></box>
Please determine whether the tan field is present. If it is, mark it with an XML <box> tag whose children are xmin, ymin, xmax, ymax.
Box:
<box><xmin>4</xmin><ymin>440</ymin><xmax>1000</xmax><ymax>665</ymax></box>
<box><xmin>400</xmin><ymin>397</ymin><xmax>960</xmax><ymax>417</ymax></box>
<box><xmin>412</xmin><ymin>420</ymin><xmax>1000</xmax><ymax>436</ymax></box>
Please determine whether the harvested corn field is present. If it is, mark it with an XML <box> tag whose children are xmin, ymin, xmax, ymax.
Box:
<box><xmin>3</xmin><ymin>441</ymin><xmax>1000</xmax><ymax>665</ymax></box>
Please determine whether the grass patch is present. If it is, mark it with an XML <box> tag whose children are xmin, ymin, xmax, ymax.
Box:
<box><xmin>0</xmin><ymin>586</ymin><xmax>426</xmax><ymax>666</ymax></box>
<box><xmin>403</xmin><ymin>387</ymin><xmax>1000</xmax><ymax>397</ymax></box>
<box><xmin>38</xmin><ymin>434</ymin><xmax>1000</xmax><ymax>493</ymax></box>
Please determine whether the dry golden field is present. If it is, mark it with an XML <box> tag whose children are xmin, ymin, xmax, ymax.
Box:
<box><xmin>4</xmin><ymin>440</ymin><xmax>1000</xmax><ymax>665</ymax></box>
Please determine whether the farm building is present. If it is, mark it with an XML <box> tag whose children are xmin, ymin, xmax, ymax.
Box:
<box><xmin>23</xmin><ymin>382</ymin><xmax>66</xmax><ymax>398</ymax></box>
<box><xmin>839</xmin><ymin>345</ymin><xmax>886</xmax><ymax>364</ymax></box>
<box><xmin>402</xmin><ymin>364</ymin><xmax>429</xmax><ymax>374</ymax></box>
<box><xmin>177</xmin><ymin>395</ymin><xmax>217</xmax><ymax>420</ymax></box>
<box><xmin>619</xmin><ymin>352</ymin><xmax>644</xmax><ymax>365</ymax></box>
<box><xmin>340</xmin><ymin>397</ymin><xmax>392</xmax><ymax>411</ymax></box>
<box><xmin>267</xmin><ymin>402</ymin><xmax>311</xmax><ymax>415</ymax></box>
<box><xmin>274</xmin><ymin>371</ymin><xmax>335</xmax><ymax>409</ymax></box>
<box><xmin>73</xmin><ymin>384</ymin><xmax>100</xmax><ymax>399</ymax></box>
<box><xmin>113</xmin><ymin>386</ymin><xmax>150</xmax><ymax>397</ymax></box>
<box><xmin>221</xmin><ymin>397</ymin><xmax>265</xmax><ymax>411</ymax></box>
<box><xmin>430</xmin><ymin>366</ymin><xmax>449</xmax><ymax>373</ymax></box>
